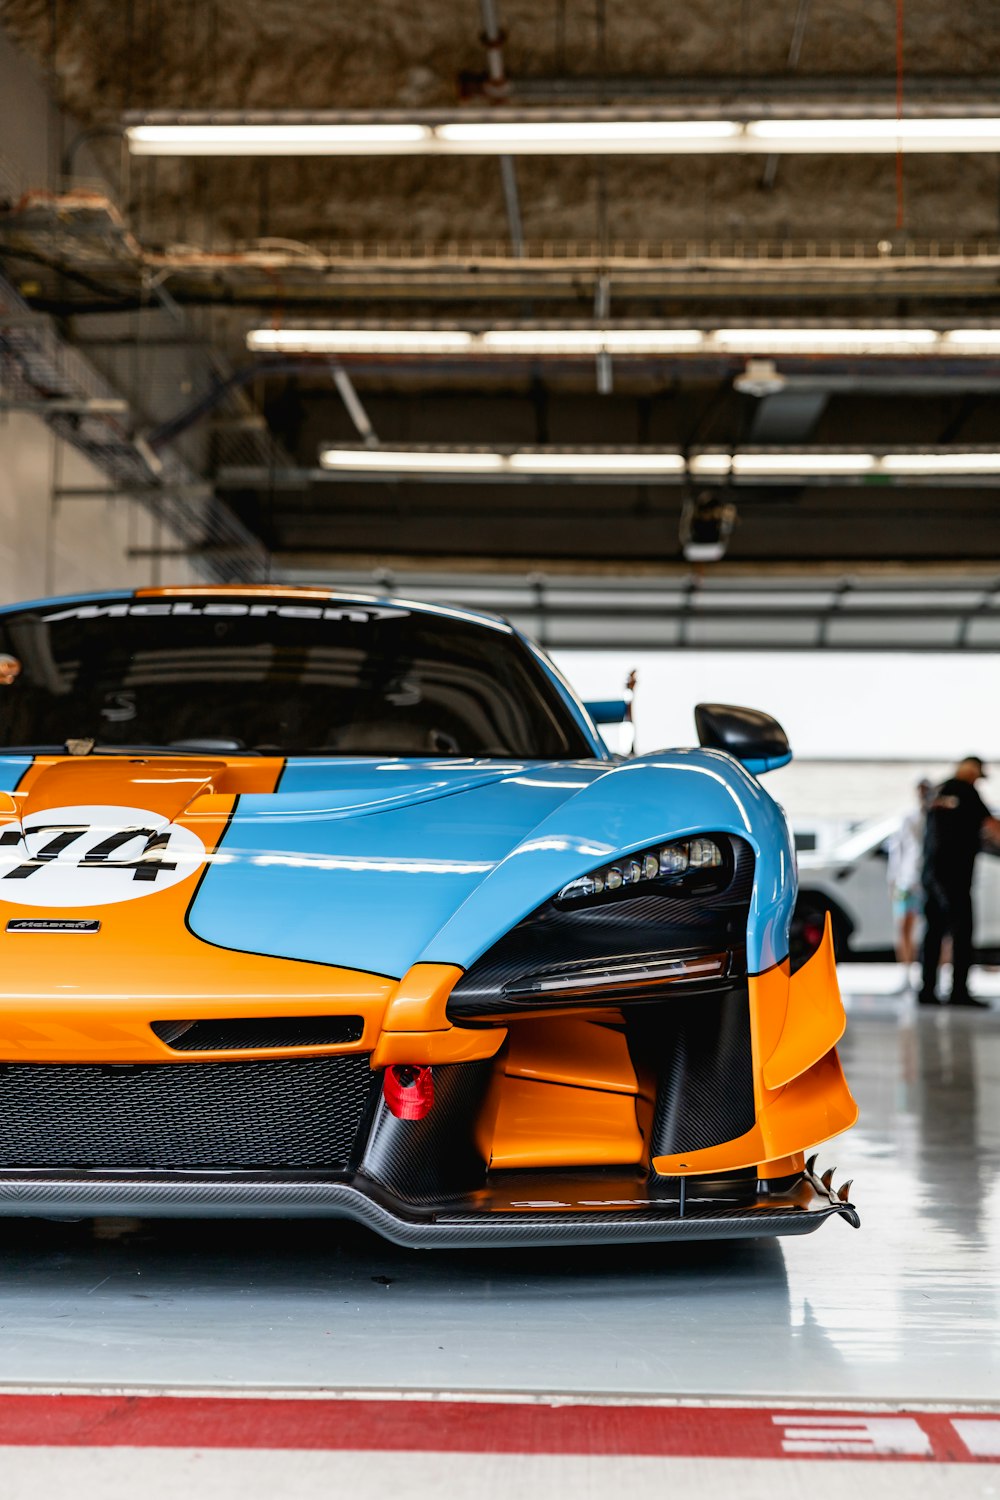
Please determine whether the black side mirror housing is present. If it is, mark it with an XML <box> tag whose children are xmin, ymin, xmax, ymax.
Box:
<box><xmin>694</xmin><ymin>702</ymin><xmax>792</xmax><ymax>775</ymax></box>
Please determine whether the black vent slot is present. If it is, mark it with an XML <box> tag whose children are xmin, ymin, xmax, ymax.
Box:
<box><xmin>151</xmin><ymin>1016</ymin><xmax>364</xmax><ymax>1051</ymax></box>
<box><xmin>0</xmin><ymin>1055</ymin><xmax>375</xmax><ymax>1170</ymax></box>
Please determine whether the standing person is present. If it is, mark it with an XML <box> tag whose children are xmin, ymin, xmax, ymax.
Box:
<box><xmin>888</xmin><ymin>779</ymin><xmax>932</xmax><ymax>980</ymax></box>
<box><xmin>920</xmin><ymin>757</ymin><xmax>1000</xmax><ymax>1008</ymax></box>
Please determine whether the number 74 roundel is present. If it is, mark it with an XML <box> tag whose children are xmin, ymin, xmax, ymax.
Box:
<box><xmin>0</xmin><ymin>804</ymin><xmax>206</xmax><ymax>906</ymax></box>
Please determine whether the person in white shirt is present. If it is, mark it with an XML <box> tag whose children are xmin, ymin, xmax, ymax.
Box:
<box><xmin>888</xmin><ymin>779</ymin><xmax>932</xmax><ymax>970</ymax></box>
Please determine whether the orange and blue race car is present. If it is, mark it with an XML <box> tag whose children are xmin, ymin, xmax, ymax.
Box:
<box><xmin>0</xmin><ymin>586</ymin><xmax>858</xmax><ymax>1246</ymax></box>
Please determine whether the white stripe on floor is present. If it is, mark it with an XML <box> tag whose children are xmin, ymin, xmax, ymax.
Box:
<box><xmin>0</xmin><ymin>1449</ymin><xmax>994</xmax><ymax>1500</ymax></box>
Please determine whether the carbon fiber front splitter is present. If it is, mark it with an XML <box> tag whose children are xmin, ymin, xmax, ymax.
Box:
<box><xmin>0</xmin><ymin>1165</ymin><xmax>858</xmax><ymax>1247</ymax></box>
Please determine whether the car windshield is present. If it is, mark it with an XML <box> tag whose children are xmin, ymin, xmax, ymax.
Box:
<box><xmin>0</xmin><ymin>596</ymin><xmax>594</xmax><ymax>759</ymax></box>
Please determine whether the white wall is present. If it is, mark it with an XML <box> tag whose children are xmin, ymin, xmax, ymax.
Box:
<box><xmin>0</xmin><ymin>412</ymin><xmax>201</xmax><ymax>605</ymax></box>
<box><xmin>557</xmin><ymin>648</ymin><xmax>1000</xmax><ymax>763</ymax></box>
<box><xmin>557</xmin><ymin>648</ymin><xmax>1000</xmax><ymax>823</ymax></box>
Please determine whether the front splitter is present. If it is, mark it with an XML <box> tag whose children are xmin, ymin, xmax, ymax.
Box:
<box><xmin>0</xmin><ymin>1166</ymin><xmax>858</xmax><ymax>1247</ymax></box>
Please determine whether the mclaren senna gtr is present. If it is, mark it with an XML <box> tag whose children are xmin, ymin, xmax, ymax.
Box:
<box><xmin>0</xmin><ymin>586</ymin><xmax>859</xmax><ymax>1246</ymax></box>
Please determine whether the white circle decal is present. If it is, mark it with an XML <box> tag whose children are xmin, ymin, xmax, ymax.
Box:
<box><xmin>0</xmin><ymin>804</ymin><xmax>207</xmax><ymax>908</ymax></box>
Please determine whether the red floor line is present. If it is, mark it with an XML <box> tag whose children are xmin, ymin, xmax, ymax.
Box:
<box><xmin>0</xmin><ymin>1395</ymin><xmax>994</xmax><ymax>1461</ymax></box>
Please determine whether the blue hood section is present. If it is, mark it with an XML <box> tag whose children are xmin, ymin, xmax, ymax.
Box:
<box><xmin>273</xmin><ymin>758</ymin><xmax>524</xmax><ymax>817</ymax></box>
<box><xmin>0</xmin><ymin>758</ymin><xmax>32</xmax><ymax>795</ymax></box>
<box><xmin>188</xmin><ymin>751</ymin><xmax>795</xmax><ymax>978</ymax></box>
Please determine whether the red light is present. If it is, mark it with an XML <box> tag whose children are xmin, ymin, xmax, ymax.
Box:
<box><xmin>382</xmin><ymin>1064</ymin><xmax>434</xmax><ymax>1120</ymax></box>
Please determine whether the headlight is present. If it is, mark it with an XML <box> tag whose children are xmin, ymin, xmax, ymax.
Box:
<box><xmin>557</xmin><ymin>835</ymin><xmax>725</xmax><ymax>906</ymax></box>
<box><xmin>445</xmin><ymin>831</ymin><xmax>753</xmax><ymax>1021</ymax></box>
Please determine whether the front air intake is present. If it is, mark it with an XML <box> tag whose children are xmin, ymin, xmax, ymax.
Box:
<box><xmin>0</xmin><ymin>1055</ymin><xmax>375</xmax><ymax>1170</ymax></box>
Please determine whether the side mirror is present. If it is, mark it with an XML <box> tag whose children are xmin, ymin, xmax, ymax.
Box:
<box><xmin>694</xmin><ymin>702</ymin><xmax>792</xmax><ymax>775</ymax></box>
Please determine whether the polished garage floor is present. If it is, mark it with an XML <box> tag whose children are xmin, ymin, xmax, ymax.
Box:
<box><xmin>0</xmin><ymin>968</ymin><xmax>997</xmax><ymax>1495</ymax></box>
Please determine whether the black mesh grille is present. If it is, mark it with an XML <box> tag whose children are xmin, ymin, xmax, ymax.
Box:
<box><xmin>0</xmin><ymin>1055</ymin><xmax>375</xmax><ymax>1170</ymax></box>
<box><xmin>150</xmin><ymin>1017</ymin><xmax>365</xmax><ymax>1051</ymax></box>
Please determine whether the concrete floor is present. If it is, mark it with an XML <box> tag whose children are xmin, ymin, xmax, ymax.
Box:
<box><xmin>0</xmin><ymin>966</ymin><xmax>997</xmax><ymax>1406</ymax></box>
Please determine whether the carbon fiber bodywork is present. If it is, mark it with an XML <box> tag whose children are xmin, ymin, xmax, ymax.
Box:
<box><xmin>641</xmin><ymin>985</ymin><xmax>757</xmax><ymax>1157</ymax></box>
<box><xmin>0</xmin><ymin>1165</ymin><xmax>858</xmax><ymax>1246</ymax></box>
<box><xmin>361</xmin><ymin>1061</ymin><xmax>496</xmax><ymax>1201</ymax></box>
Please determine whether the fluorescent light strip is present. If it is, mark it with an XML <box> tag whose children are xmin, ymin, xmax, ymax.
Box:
<box><xmin>507</xmin><ymin>451</ymin><xmax>687</xmax><ymax>474</ymax></box>
<box><xmin>482</xmin><ymin>329</ymin><xmax>706</xmax><ymax>353</ymax></box>
<box><xmin>320</xmin><ymin>449</ymin><xmax>506</xmax><ymax>474</ymax></box>
<box><xmin>747</xmin><ymin>117</ymin><xmax>1000</xmax><ymax>152</ymax></box>
<box><xmin>713</xmin><ymin>327</ymin><xmax>940</xmax><ymax>352</ymax></box>
<box><xmin>250</xmin><ymin>327</ymin><xmax>709</xmax><ymax>356</ymax></box>
<box><xmin>732</xmin><ymin>452</ymin><xmax>877</xmax><ymax>475</ymax></box>
<box><xmin>248</xmin><ymin>325</ymin><xmax>1000</xmax><ymax>358</ymax></box>
<box><xmin>127</xmin><ymin>116</ymin><xmax>1000</xmax><ymax>157</ymax></box>
<box><xmin>435</xmin><ymin>120</ymin><xmax>742</xmax><ymax>152</ymax></box>
<box><xmin>694</xmin><ymin>451</ymin><xmax>1000</xmax><ymax>478</ymax></box>
<box><xmin>127</xmin><ymin>123</ymin><xmax>432</xmax><ymax>156</ymax></box>
<box><xmin>318</xmin><ymin>446</ymin><xmax>1000</xmax><ymax>480</ymax></box>
<box><xmin>319</xmin><ymin>448</ymin><xmax>686</xmax><ymax>476</ymax></box>
<box><xmin>880</xmin><ymin>451</ymin><xmax>1000</xmax><ymax>474</ymax></box>
<box><xmin>248</xmin><ymin>328</ymin><xmax>475</xmax><ymax>354</ymax></box>
<box><xmin>940</xmin><ymin>330</ymin><xmax>1000</xmax><ymax>350</ymax></box>
<box><xmin>689</xmin><ymin>453</ymin><xmax>878</xmax><ymax>477</ymax></box>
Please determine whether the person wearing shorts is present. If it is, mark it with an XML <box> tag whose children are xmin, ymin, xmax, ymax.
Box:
<box><xmin>888</xmin><ymin>779</ymin><xmax>931</xmax><ymax>975</ymax></box>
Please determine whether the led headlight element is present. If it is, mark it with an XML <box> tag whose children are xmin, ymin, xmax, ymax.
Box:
<box><xmin>557</xmin><ymin>836</ymin><xmax>724</xmax><ymax>904</ymax></box>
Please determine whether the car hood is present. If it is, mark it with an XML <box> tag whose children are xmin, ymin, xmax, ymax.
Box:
<box><xmin>0</xmin><ymin>751</ymin><xmax>794</xmax><ymax>977</ymax></box>
<box><xmin>192</xmin><ymin>752</ymin><xmax>791</xmax><ymax>975</ymax></box>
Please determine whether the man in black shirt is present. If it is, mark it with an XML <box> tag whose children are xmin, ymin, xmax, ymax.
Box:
<box><xmin>920</xmin><ymin>757</ymin><xmax>1000</xmax><ymax>1007</ymax></box>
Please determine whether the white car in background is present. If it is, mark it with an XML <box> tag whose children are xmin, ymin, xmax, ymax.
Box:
<box><xmin>793</xmin><ymin>815</ymin><xmax>1000</xmax><ymax>960</ymax></box>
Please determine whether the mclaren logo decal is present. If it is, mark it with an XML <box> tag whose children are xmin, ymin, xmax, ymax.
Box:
<box><xmin>6</xmin><ymin>918</ymin><xmax>101</xmax><ymax>933</ymax></box>
<box><xmin>0</xmin><ymin>805</ymin><xmax>206</xmax><ymax>908</ymax></box>
<box><xmin>41</xmin><ymin>601</ymin><xmax>408</xmax><ymax>623</ymax></box>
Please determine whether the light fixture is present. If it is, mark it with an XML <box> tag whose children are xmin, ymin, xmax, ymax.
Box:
<box><xmin>879</xmin><ymin>451</ymin><xmax>1000</xmax><ymax>474</ymax></box>
<box><xmin>434</xmin><ymin>119</ymin><xmax>743</xmax><ymax>152</ymax></box>
<box><xmin>247</xmin><ymin>323</ymin><xmax>1000</xmax><ymax>359</ymax></box>
<box><xmin>319</xmin><ymin>446</ymin><xmax>687</xmax><ymax>478</ymax></box>
<box><xmin>126</xmin><ymin>112</ymin><xmax>1000</xmax><ymax>158</ymax></box>
<box><xmin>686</xmin><ymin>454</ymin><xmax>733</xmax><ymax>476</ymax></box>
<box><xmin>745</xmin><ymin>117</ymin><xmax>1000</xmax><ymax>153</ymax></box>
<box><xmin>730</xmin><ymin>452</ymin><xmax>878</xmax><ymax>476</ymax></box>
<box><xmin>313</xmin><ymin>445</ymin><xmax>1000</xmax><ymax>484</ymax></box>
<box><xmin>248</xmin><ymin>325</ymin><xmax>709</xmax><ymax>356</ymax></box>
<box><xmin>319</xmin><ymin>448</ymin><xmax>506</xmax><ymax>474</ymax></box>
<box><xmin>481</xmin><ymin>328</ymin><xmax>706</xmax><ymax>354</ymax></box>
<box><xmin>248</xmin><ymin>328</ymin><xmax>476</xmax><ymax>354</ymax></box>
<box><xmin>713</xmin><ymin>327</ymin><xmax>940</xmax><ymax>353</ymax></box>
<box><xmin>507</xmin><ymin>451</ymin><xmax>686</xmax><ymax>474</ymax></box>
<box><xmin>690</xmin><ymin>451</ymin><xmax>878</xmax><ymax>478</ymax></box>
<box><xmin>680</xmin><ymin>494</ymin><xmax>738</xmax><ymax>562</ymax></box>
<box><xmin>733</xmin><ymin>359</ymin><xmax>787</xmax><ymax>397</ymax></box>
<box><xmin>940</xmin><ymin>329</ymin><xmax>1000</xmax><ymax>349</ymax></box>
<box><xmin>126</xmin><ymin>123</ymin><xmax>432</xmax><ymax>156</ymax></box>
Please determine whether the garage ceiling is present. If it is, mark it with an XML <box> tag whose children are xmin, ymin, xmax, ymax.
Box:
<box><xmin>1</xmin><ymin>0</ymin><xmax>1000</xmax><ymax>581</ymax></box>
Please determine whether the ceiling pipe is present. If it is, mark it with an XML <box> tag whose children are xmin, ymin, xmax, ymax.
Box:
<box><xmin>478</xmin><ymin>0</ymin><xmax>526</xmax><ymax>257</ymax></box>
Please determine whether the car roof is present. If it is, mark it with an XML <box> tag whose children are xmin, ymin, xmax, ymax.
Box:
<box><xmin>0</xmin><ymin>585</ymin><xmax>515</xmax><ymax>636</ymax></box>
